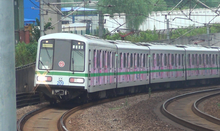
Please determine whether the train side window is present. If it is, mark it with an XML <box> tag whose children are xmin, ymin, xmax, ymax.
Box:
<box><xmin>160</xmin><ymin>53</ymin><xmax>163</xmax><ymax>66</ymax></box>
<box><xmin>202</xmin><ymin>54</ymin><xmax>205</xmax><ymax>65</ymax></box>
<box><xmin>178</xmin><ymin>54</ymin><xmax>181</xmax><ymax>66</ymax></box>
<box><xmin>120</xmin><ymin>53</ymin><xmax>122</xmax><ymax>68</ymax></box>
<box><xmin>209</xmin><ymin>54</ymin><xmax>211</xmax><ymax>65</ymax></box>
<box><xmin>97</xmin><ymin>50</ymin><xmax>100</xmax><ymax>68</ymax></box>
<box><xmin>192</xmin><ymin>54</ymin><xmax>194</xmax><ymax>65</ymax></box>
<box><xmin>107</xmin><ymin>51</ymin><xmax>110</xmax><ymax>68</ymax></box>
<box><xmin>137</xmin><ymin>54</ymin><xmax>139</xmax><ymax>67</ymax></box>
<box><xmin>182</xmin><ymin>54</ymin><xmax>184</xmax><ymax>66</ymax></box>
<box><xmin>112</xmin><ymin>52</ymin><xmax>115</xmax><ymax>68</ymax></box>
<box><xmin>140</xmin><ymin>53</ymin><xmax>143</xmax><ymax>67</ymax></box>
<box><xmin>127</xmin><ymin>53</ymin><xmax>129</xmax><ymax>68</ymax></box>
<box><xmin>206</xmin><ymin>54</ymin><xmax>208</xmax><ymax>65</ymax></box>
<box><xmin>124</xmin><ymin>53</ymin><xmax>126</xmax><ymax>68</ymax></box>
<box><xmin>168</xmin><ymin>54</ymin><xmax>170</xmax><ymax>66</ymax></box>
<box><xmin>171</xmin><ymin>54</ymin><xmax>174</xmax><ymax>66</ymax></box>
<box><xmin>164</xmin><ymin>54</ymin><xmax>167</xmax><ymax>66</ymax></box>
<box><xmin>93</xmin><ymin>50</ymin><xmax>96</xmax><ymax>68</ymax></box>
<box><xmin>212</xmin><ymin>54</ymin><xmax>215</xmax><ymax>64</ymax></box>
<box><xmin>103</xmin><ymin>51</ymin><xmax>105</xmax><ymax>68</ymax></box>
<box><xmin>216</xmin><ymin>54</ymin><xmax>218</xmax><ymax>65</ymax></box>
<box><xmin>130</xmin><ymin>53</ymin><xmax>133</xmax><ymax>67</ymax></box>
<box><xmin>199</xmin><ymin>54</ymin><xmax>202</xmax><ymax>65</ymax></box>
<box><xmin>153</xmin><ymin>53</ymin><xmax>155</xmax><ymax>67</ymax></box>
<box><xmin>175</xmin><ymin>54</ymin><xmax>177</xmax><ymax>66</ymax></box>
<box><xmin>134</xmin><ymin>53</ymin><xmax>136</xmax><ymax>67</ymax></box>
<box><xmin>157</xmin><ymin>54</ymin><xmax>159</xmax><ymax>66</ymax></box>
<box><xmin>146</xmin><ymin>54</ymin><xmax>148</xmax><ymax>67</ymax></box>
<box><xmin>143</xmin><ymin>54</ymin><xmax>145</xmax><ymax>67</ymax></box>
<box><xmin>188</xmin><ymin>54</ymin><xmax>190</xmax><ymax>66</ymax></box>
<box><xmin>195</xmin><ymin>54</ymin><xmax>198</xmax><ymax>65</ymax></box>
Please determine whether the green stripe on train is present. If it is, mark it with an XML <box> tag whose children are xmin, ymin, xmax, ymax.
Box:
<box><xmin>36</xmin><ymin>67</ymin><xmax>218</xmax><ymax>77</ymax></box>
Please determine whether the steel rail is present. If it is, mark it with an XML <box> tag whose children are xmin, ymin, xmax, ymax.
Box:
<box><xmin>161</xmin><ymin>88</ymin><xmax>220</xmax><ymax>131</ymax></box>
<box><xmin>17</xmin><ymin>106</ymin><xmax>49</xmax><ymax>131</ymax></box>
<box><xmin>192</xmin><ymin>92</ymin><xmax>220</xmax><ymax>125</ymax></box>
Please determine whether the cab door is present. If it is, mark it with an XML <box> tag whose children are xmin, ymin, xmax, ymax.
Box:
<box><xmin>53</xmin><ymin>40</ymin><xmax>71</xmax><ymax>86</ymax></box>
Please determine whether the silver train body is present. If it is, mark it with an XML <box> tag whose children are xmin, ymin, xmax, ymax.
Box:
<box><xmin>34</xmin><ymin>33</ymin><xmax>220</xmax><ymax>101</ymax></box>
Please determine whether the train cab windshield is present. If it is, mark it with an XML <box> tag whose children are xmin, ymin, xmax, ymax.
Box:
<box><xmin>71</xmin><ymin>41</ymin><xmax>85</xmax><ymax>72</ymax></box>
<box><xmin>38</xmin><ymin>39</ymin><xmax>85</xmax><ymax>72</ymax></box>
<box><xmin>38</xmin><ymin>40</ymin><xmax>54</xmax><ymax>70</ymax></box>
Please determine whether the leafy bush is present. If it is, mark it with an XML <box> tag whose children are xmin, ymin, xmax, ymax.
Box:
<box><xmin>106</xmin><ymin>24</ymin><xmax>220</xmax><ymax>42</ymax></box>
<box><xmin>15</xmin><ymin>42</ymin><xmax>38</xmax><ymax>67</ymax></box>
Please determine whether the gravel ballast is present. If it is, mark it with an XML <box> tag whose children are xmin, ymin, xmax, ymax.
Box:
<box><xmin>17</xmin><ymin>86</ymin><xmax>220</xmax><ymax>131</ymax></box>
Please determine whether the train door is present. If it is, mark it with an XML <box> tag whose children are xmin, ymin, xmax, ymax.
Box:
<box><xmin>174</xmin><ymin>54</ymin><xmax>177</xmax><ymax>78</ymax></box>
<box><xmin>205</xmin><ymin>54</ymin><xmax>208</xmax><ymax>75</ymax></box>
<box><xmin>168</xmin><ymin>53</ymin><xmax>171</xmax><ymax>78</ymax></box>
<box><xmin>216</xmin><ymin>54</ymin><xmax>218</xmax><ymax>75</ymax></box>
<box><xmin>177</xmin><ymin>54</ymin><xmax>181</xmax><ymax>78</ymax></box>
<box><xmin>112</xmin><ymin>52</ymin><xmax>117</xmax><ymax>86</ymax></box>
<box><xmin>198</xmin><ymin>54</ymin><xmax>202</xmax><ymax>76</ymax></box>
<box><xmin>109</xmin><ymin>52</ymin><xmax>113</xmax><ymax>84</ymax></box>
<box><xmin>92</xmin><ymin>49</ymin><xmax>98</xmax><ymax>86</ymax></box>
<box><xmin>187</xmin><ymin>54</ymin><xmax>191</xmax><ymax>77</ymax></box>
<box><xmin>202</xmin><ymin>54</ymin><xmax>205</xmax><ymax>76</ymax></box>
<box><xmin>88</xmin><ymin>49</ymin><xmax>92</xmax><ymax>87</ymax></box>
<box><xmin>209</xmin><ymin>54</ymin><xmax>212</xmax><ymax>75</ymax></box>
<box><xmin>160</xmin><ymin>53</ymin><xmax>163</xmax><ymax>79</ymax></box>
<box><xmin>146</xmin><ymin>54</ymin><xmax>150</xmax><ymax>82</ymax></box>
<box><xmin>195</xmin><ymin>54</ymin><xmax>199</xmax><ymax>76</ymax></box>
<box><xmin>127</xmin><ymin>53</ymin><xmax>130</xmax><ymax>82</ymax></box>
<box><xmin>181</xmin><ymin>54</ymin><xmax>184</xmax><ymax>78</ymax></box>
<box><xmin>192</xmin><ymin>54</ymin><xmax>195</xmax><ymax>76</ymax></box>
<box><xmin>130</xmin><ymin>53</ymin><xmax>134</xmax><ymax>81</ymax></box>
<box><xmin>104</xmin><ymin>51</ymin><xmax>108</xmax><ymax>84</ymax></box>
<box><xmin>164</xmin><ymin>54</ymin><xmax>168</xmax><ymax>79</ymax></box>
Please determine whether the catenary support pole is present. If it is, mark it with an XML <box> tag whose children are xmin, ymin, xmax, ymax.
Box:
<box><xmin>165</xmin><ymin>15</ymin><xmax>170</xmax><ymax>42</ymax></box>
<box><xmin>40</xmin><ymin>0</ymin><xmax>44</xmax><ymax>36</ymax></box>
<box><xmin>0</xmin><ymin>1</ymin><xmax>16</xmax><ymax>131</ymax></box>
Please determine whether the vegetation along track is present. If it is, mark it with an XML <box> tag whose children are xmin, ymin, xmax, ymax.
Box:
<box><xmin>161</xmin><ymin>88</ymin><xmax>220</xmax><ymax>131</ymax></box>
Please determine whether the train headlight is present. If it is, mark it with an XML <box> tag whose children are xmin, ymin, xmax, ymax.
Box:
<box><xmin>69</xmin><ymin>78</ymin><xmax>84</xmax><ymax>83</ymax></box>
<box><xmin>37</xmin><ymin>76</ymin><xmax>52</xmax><ymax>82</ymax></box>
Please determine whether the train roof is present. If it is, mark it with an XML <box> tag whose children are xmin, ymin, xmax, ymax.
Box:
<box><xmin>176</xmin><ymin>45</ymin><xmax>219</xmax><ymax>52</ymax></box>
<box><xmin>138</xmin><ymin>42</ymin><xmax>185</xmax><ymax>51</ymax></box>
<box><xmin>107</xmin><ymin>40</ymin><xmax>150</xmax><ymax>50</ymax></box>
<box><xmin>39</xmin><ymin>33</ymin><xmax>88</xmax><ymax>42</ymax></box>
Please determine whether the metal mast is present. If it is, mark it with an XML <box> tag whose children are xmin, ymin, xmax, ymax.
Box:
<box><xmin>0</xmin><ymin>1</ymin><xmax>16</xmax><ymax>131</ymax></box>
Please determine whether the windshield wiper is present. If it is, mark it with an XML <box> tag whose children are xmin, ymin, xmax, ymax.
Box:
<box><xmin>39</xmin><ymin>59</ymin><xmax>50</xmax><ymax>73</ymax></box>
<box><xmin>72</xmin><ymin>57</ymin><xmax>74</xmax><ymax>74</ymax></box>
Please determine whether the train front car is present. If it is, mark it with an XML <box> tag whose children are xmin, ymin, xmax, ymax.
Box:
<box><xmin>34</xmin><ymin>33</ymin><xmax>88</xmax><ymax>103</ymax></box>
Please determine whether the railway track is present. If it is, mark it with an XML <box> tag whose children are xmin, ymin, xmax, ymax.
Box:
<box><xmin>18</xmin><ymin>96</ymin><xmax>126</xmax><ymax>131</ymax></box>
<box><xmin>161</xmin><ymin>88</ymin><xmax>220</xmax><ymax>131</ymax></box>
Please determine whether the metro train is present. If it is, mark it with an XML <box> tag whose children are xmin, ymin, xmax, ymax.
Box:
<box><xmin>34</xmin><ymin>33</ymin><xmax>220</xmax><ymax>103</ymax></box>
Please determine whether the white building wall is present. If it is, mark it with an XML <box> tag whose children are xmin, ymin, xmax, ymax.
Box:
<box><xmin>104</xmin><ymin>13</ymin><xmax>127</xmax><ymax>33</ymax></box>
<box><xmin>140</xmin><ymin>8</ymin><xmax>220</xmax><ymax>31</ymax></box>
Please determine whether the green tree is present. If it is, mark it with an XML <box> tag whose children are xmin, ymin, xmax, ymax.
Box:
<box><xmin>98</xmin><ymin>0</ymin><xmax>167</xmax><ymax>30</ymax></box>
<box><xmin>31</xmin><ymin>18</ymin><xmax>54</xmax><ymax>42</ymax></box>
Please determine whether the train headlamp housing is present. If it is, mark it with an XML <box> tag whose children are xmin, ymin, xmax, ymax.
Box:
<box><xmin>37</xmin><ymin>76</ymin><xmax>52</xmax><ymax>82</ymax></box>
<box><xmin>69</xmin><ymin>77</ymin><xmax>84</xmax><ymax>83</ymax></box>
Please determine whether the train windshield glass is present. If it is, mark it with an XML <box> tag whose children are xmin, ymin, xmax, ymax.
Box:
<box><xmin>38</xmin><ymin>40</ymin><xmax>54</xmax><ymax>70</ymax></box>
<box><xmin>71</xmin><ymin>41</ymin><xmax>85</xmax><ymax>72</ymax></box>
